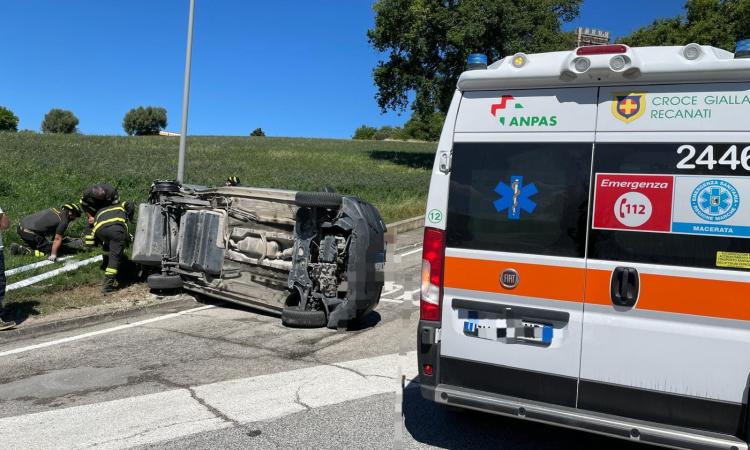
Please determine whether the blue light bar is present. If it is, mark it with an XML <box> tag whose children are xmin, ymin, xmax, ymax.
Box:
<box><xmin>736</xmin><ymin>39</ymin><xmax>750</xmax><ymax>58</ymax></box>
<box><xmin>467</xmin><ymin>53</ymin><xmax>488</xmax><ymax>70</ymax></box>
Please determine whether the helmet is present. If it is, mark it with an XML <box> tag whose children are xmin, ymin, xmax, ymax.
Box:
<box><xmin>225</xmin><ymin>176</ymin><xmax>240</xmax><ymax>186</ymax></box>
<box><xmin>62</xmin><ymin>203</ymin><xmax>82</xmax><ymax>216</ymax></box>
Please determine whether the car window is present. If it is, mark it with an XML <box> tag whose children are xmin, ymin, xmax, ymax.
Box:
<box><xmin>589</xmin><ymin>142</ymin><xmax>750</xmax><ymax>270</ymax></box>
<box><xmin>446</xmin><ymin>142</ymin><xmax>592</xmax><ymax>258</ymax></box>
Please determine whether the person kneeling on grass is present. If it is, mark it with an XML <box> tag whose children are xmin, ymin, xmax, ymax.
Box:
<box><xmin>10</xmin><ymin>203</ymin><xmax>84</xmax><ymax>261</ymax></box>
<box><xmin>0</xmin><ymin>205</ymin><xmax>15</xmax><ymax>330</ymax></box>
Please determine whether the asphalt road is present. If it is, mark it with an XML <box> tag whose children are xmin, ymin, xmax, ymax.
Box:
<box><xmin>0</xmin><ymin>227</ymin><xmax>640</xmax><ymax>450</ymax></box>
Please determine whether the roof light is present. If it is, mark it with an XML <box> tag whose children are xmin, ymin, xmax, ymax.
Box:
<box><xmin>576</xmin><ymin>44</ymin><xmax>627</xmax><ymax>56</ymax></box>
<box><xmin>609</xmin><ymin>55</ymin><xmax>630</xmax><ymax>71</ymax></box>
<box><xmin>467</xmin><ymin>53</ymin><xmax>488</xmax><ymax>70</ymax></box>
<box><xmin>511</xmin><ymin>53</ymin><xmax>528</xmax><ymax>68</ymax></box>
<box><xmin>736</xmin><ymin>39</ymin><xmax>750</xmax><ymax>59</ymax></box>
<box><xmin>683</xmin><ymin>43</ymin><xmax>703</xmax><ymax>61</ymax></box>
<box><xmin>572</xmin><ymin>57</ymin><xmax>591</xmax><ymax>73</ymax></box>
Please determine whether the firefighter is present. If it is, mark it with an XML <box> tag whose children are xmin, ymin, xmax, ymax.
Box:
<box><xmin>80</xmin><ymin>183</ymin><xmax>120</xmax><ymax>246</ymax></box>
<box><xmin>10</xmin><ymin>203</ymin><xmax>83</xmax><ymax>261</ymax></box>
<box><xmin>92</xmin><ymin>201</ymin><xmax>134</xmax><ymax>294</ymax></box>
<box><xmin>224</xmin><ymin>176</ymin><xmax>241</xmax><ymax>186</ymax></box>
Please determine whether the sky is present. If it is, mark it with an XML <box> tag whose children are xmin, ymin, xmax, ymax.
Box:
<box><xmin>0</xmin><ymin>0</ymin><xmax>688</xmax><ymax>138</ymax></box>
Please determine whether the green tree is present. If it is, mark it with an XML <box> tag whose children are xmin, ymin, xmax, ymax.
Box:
<box><xmin>403</xmin><ymin>112</ymin><xmax>446</xmax><ymax>141</ymax></box>
<box><xmin>122</xmin><ymin>106</ymin><xmax>168</xmax><ymax>136</ymax></box>
<box><xmin>368</xmin><ymin>0</ymin><xmax>581</xmax><ymax>116</ymax></box>
<box><xmin>619</xmin><ymin>0</ymin><xmax>750</xmax><ymax>51</ymax></box>
<box><xmin>250</xmin><ymin>128</ymin><xmax>266</xmax><ymax>137</ymax></box>
<box><xmin>41</xmin><ymin>108</ymin><xmax>79</xmax><ymax>134</ymax></box>
<box><xmin>353</xmin><ymin>125</ymin><xmax>377</xmax><ymax>140</ymax></box>
<box><xmin>0</xmin><ymin>106</ymin><xmax>19</xmax><ymax>132</ymax></box>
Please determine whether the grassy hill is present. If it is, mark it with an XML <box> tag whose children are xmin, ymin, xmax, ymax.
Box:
<box><xmin>0</xmin><ymin>133</ymin><xmax>435</xmax><ymax>318</ymax></box>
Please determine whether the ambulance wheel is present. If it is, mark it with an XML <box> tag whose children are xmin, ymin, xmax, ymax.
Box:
<box><xmin>294</xmin><ymin>191</ymin><xmax>342</xmax><ymax>209</ymax></box>
<box><xmin>281</xmin><ymin>306</ymin><xmax>327</xmax><ymax>328</ymax></box>
<box><xmin>148</xmin><ymin>274</ymin><xmax>183</xmax><ymax>291</ymax></box>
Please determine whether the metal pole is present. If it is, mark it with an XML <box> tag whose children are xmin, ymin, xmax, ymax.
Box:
<box><xmin>177</xmin><ymin>0</ymin><xmax>195</xmax><ymax>183</ymax></box>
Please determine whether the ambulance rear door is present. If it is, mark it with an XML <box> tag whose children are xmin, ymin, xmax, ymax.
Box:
<box><xmin>581</xmin><ymin>83</ymin><xmax>750</xmax><ymax>437</ymax></box>
<box><xmin>439</xmin><ymin>88</ymin><xmax>596</xmax><ymax>408</ymax></box>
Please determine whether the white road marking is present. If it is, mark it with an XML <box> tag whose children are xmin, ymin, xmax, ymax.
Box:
<box><xmin>398</xmin><ymin>246</ymin><xmax>423</xmax><ymax>258</ymax></box>
<box><xmin>380</xmin><ymin>298</ymin><xmax>403</xmax><ymax>304</ymax></box>
<box><xmin>5</xmin><ymin>256</ymin><xmax>74</xmax><ymax>277</ymax></box>
<box><xmin>7</xmin><ymin>256</ymin><xmax>103</xmax><ymax>292</ymax></box>
<box><xmin>0</xmin><ymin>305</ymin><xmax>215</xmax><ymax>358</ymax></box>
<box><xmin>0</xmin><ymin>352</ymin><xmax>419</xmax><ymax>450</ymax></box>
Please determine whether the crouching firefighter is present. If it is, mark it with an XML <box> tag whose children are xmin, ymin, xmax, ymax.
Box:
<box><xmin>11</xmin><ymin>203</ymin><xmax>84</xmax><ymax>261</ymax></box>
<box><xmin>81</xmin><ymin>183</ymin><xmax>120</xmax><ymax>247</ymax></box>
<box><xmin>92</xmin><ymin>201</ymin><xmax>134</xmax><ymax>294</ymax></box>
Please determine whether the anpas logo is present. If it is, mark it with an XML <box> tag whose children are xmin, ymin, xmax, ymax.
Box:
<box><xmin>690</xmin><ymin>179</ymin><xmax>740</xmax><ymax>222</ymax></box>
<box><xmin>612</xmin><ymin>93</ymin><xmax>646</xmax><ymax>123</ymax></box>
<box><xmin>490</xmin><ymin>95</ymin><xmax>558</xmax><ymax>127</ymax></box>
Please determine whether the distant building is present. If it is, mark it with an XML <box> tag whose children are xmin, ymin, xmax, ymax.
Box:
<box><xmin>575</xmin><ymin>27</ymin><xmax>610</xmax><ymax>47</ymax></box>
<box><xmin>159</xmin><ymin>130</ymin><xmax>180</xmax><ymax>137</ymax></box>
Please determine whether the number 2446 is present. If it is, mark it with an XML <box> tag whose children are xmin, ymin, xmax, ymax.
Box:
<box><xmin>677</xmin><ymin>145</ymin><xmax>750</xmax><ymax>171</ymax></box>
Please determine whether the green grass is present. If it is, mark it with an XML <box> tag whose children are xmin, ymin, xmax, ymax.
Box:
<box><xmin>0</xmin><ymin>133</ymin><xmax>435</xmax><ymax>319</ymax></box>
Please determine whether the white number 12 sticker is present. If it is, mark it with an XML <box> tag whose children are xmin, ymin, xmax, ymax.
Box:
<box><xmin>676</xmin><ymin>145</ymin><xmax>750</xmax><ymax>171</ymax></box>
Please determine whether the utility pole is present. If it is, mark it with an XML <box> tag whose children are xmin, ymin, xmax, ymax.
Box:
<box><xmin>177</xmin><ymin>0</ymin><xmax>195</xmax><ymax>183</ymax></box>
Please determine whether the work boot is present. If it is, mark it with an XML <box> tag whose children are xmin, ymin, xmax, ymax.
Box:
<box><xmin>102</xmin><ymin>275</ymin><xmax>119</xmax><ymax>295</ymax></box>
<box><xmin>9</xmin><ymin>243</ymin><xmax>31</xmax><ymax>256</ymax></box>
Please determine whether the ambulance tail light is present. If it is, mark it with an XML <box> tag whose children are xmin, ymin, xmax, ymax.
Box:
<box><xmin>420</xmin><ymin>227</ymin><xmax>445</xmax><ymax>322</ymax></box>
<box><xmin>576</xmin><ymin>44</ymin><xmax>628</xmax><ymax>56</ymax></box>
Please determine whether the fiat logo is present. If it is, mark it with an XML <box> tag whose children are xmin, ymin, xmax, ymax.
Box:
<box><xmin>500</xmin><ymin>269</ymin><xmax>519</xmax><ymax>289</ymax></box>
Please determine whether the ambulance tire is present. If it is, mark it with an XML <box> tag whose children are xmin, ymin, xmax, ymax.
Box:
<box><xmin>294</xmin><ymin>191</ymin><xmax>342</xmax><ymax>209</ymax></box>
<box><xmin>281</xmin><ymin>306</ymin><xmax>327</xmax><ymax>328</ymax></box>
<box><xmin>147</xmin><ymin>274</ymin><xmax>183</xmax><ymax>291</ymax></box>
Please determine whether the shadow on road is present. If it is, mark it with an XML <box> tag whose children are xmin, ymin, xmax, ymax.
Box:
<box><xmin>3</xmin><ymin>300</ymin><xmax>41</xmax><ymax>325</ymax></box>
<box><xmin>369</xmin><ymin>150</ymin><xmax>435</xmax><ymax>170</ymax></box>
<box><xmin>346</xmin><ymin>311</ymin><xmax>381</xmax><ymax>331</ymax></box>
<box><xmin>402</xmin><ymin>381</ymin><xmax>641</xmax><ymax>449</ymax></box>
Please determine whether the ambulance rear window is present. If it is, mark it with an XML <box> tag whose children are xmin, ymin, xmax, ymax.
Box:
<box><xmin>589</xmin><ymin>142</ymin><xmax>750</xmax><ymax>270</ymax></box>
<box><xmin>446</xmin><ymin>142</ymin><xmax>592</xmax><ymax>257</ymax></box>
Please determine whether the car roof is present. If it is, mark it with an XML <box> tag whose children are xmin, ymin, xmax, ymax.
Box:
<box><xmin>458</xmin><ymin>45</ymin><xmax>750</xmax><ymax>91</ymax></box>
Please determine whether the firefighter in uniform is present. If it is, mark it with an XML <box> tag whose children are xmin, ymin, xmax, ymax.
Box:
<box><xmin>80</xmin><ymin>183</ymin><xmax>120</xmax><ymax>246</ymax></box>
<box><xmin>92</xmin><ymin>201</ymin><xmax>134</xmax><ymax>293</ymax></box>
<box><xmin>10</xmin><ymin>203</ymin><xmax>83</xmax><ymax>261</ymax></box>
<box><xmin>224</xmin><ymin>176</ymin><xmax>241</xmax><ymax>186</ymax></box>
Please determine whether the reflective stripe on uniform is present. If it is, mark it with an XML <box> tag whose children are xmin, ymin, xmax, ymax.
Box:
<box><xmin>93</xmin><ymin>206</ymin><xmax>127</xmax><ymax>235</ymax></box>
<box><xmin>105</xmin><ymin>268</ymin><xmax>118</xmax><ymax>275</ymax></box>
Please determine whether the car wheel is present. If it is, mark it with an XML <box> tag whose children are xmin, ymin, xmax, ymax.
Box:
<box><xmin>294</xmin><ymin>191</ymin><xmax>343</xmax><ymax>209</ymax></box>
<box><xmin>147</xmin><ymin>274</ymin><xmax>183</xmax><ymax>290</ymax></box>
<box><xmin>281</xmin><ymin>306</ymin><xmax>327</xmax><ymax>328</ymax></box>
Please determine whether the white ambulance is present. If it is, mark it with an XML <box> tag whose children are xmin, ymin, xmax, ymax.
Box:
<box><xmin>417</xmin><ymin>42</ymin><xmax>750</xmax><ymax>449</ymax></box>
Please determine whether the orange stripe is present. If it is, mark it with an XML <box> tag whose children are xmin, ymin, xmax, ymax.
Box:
<box><xmin>444</xmin><ymin>256</ymin><xmax>585</xmax><ymax>302</ymax></box>
<box><xmin>586</xmin><ymin>269</ymin><xmax>750</xmax><ymax>321</ymax></box>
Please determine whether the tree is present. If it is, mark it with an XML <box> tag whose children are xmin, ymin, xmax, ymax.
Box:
<box><xmin>403</xmin><ymin>112</ymin><xmax>446</xmax><ymax>141</ymax></box>
<box><xmin>41</xmin><ymin>108</ymin><xmax>79</xmax><ymax>134</ymax></box>
<box><xmin>368</xmin><ymin>0</ymin><xmax>581</xmax><ymax>116</ymax></box>
<box><xmin>122</xmin><ymin>106</ymin><xmax>167</xmax><ymax>136</ymax></box>
<box><xmin>0</xmin><ymin>106</ymin><xmax>19</xmax><ymax>132</ymax></box>
<box><xmin>619</xmin><ymin>0</ymin><xmax>750</xmax><ymax>50</ymax></box>
<box><xmin>250</xmin><ymin>128</ymin><xmax>266</xmax><ymax>137</ymax></box>
<box><xmin>353</xmin><ymin>125</ymin><xmax>377</xmax><ymax>140</ymax></box>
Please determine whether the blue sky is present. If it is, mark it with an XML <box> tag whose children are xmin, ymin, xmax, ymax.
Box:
<box><xmin>1</xmin><ymin>0</ymin><xmax>688</xmax><ymax>138</ymax></box>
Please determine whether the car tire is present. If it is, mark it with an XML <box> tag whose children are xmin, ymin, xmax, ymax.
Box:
<box><xmin>147</xmin><ymin>274</ymin><xmax>183</xmax><ymax>290</ymax></box>
<box><xmin>281</xmin><ymin>307</ymin><xmax>327</xmax><ymax>328</ymax></box>
<box><xmin>294</xmin><ymin>191</ymin><xmax>342</xmax><ymax>209</ymax></box>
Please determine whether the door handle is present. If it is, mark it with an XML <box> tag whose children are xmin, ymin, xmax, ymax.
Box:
<box><xmin>610</xmin><ymin>266</ymin><xmax>639</xmax><ymax>308</ymax></box>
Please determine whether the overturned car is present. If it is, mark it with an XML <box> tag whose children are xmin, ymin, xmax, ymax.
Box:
<box><xmin>132</xmin><ymin>181</ymin><xmax>387</xmax><ymax>328</ymax></box>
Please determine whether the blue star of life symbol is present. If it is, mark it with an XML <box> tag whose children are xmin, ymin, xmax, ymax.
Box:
<box><xmin>700</xmin><ymin>187</ymin><xmax>731</xmax><ymax>214</ymax></box>
<box><xmin>493</xmin><ymin>175</ymin><xmax>538</xmax><ymax>220</ymax></box>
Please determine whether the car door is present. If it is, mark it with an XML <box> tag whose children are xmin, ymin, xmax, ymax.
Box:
<box><xmin>438</xmin><ymin>88</ymin><xmax>597</xmax><ymax>407</ymax></box>
<box><xmin>579</xmin><ymin>83</ymin><xmax>750</xmax><ymax>437</ymax></box>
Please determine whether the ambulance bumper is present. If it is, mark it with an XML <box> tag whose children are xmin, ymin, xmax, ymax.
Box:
<box><xmin>429</xmin><ymin>384</ymin><xmax>747</xmax><ymax>450</ymax></box>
